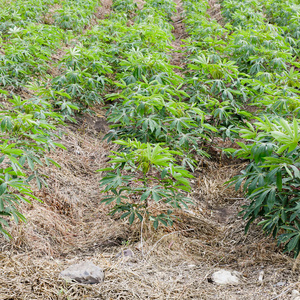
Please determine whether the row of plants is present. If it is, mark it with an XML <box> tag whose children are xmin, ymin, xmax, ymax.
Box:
<box><xmin>183</xmin><ymin>0</ymin><xmax>300</xmax><ymax>113</ymax></box>
<box><xmin>1</xmin><ymin>0</ymin><xmax>300</xmax><ymax>258</ymax></box>
<box><xmin>95</xmin><ymin>0</ymin><xmax>200</xmax><ymax>228</ymax></box>
<box><xmin>53</xmin><ymin>0</ymin><xmax>101</xmax><ymax>32</ymax></box>
<box><xmin>64</xmin><ymin>0</ymin><xmax>300</xmax><ymax>251</ymax></box>
<box><xmin>0</xmin><ymin>0</ymin><xmax>102</xmax><ymax>33</ymax></box>
<box><xmin>0</xmin><ymin>0</ymin><xmax>104</xmax><ymax>236</ymax></box>
<box><xmin>0</xmin><ymin>23</ymin><xmax>68</xmax><ymax>87</ymax></box>
<box><xmin>223</xmin><ymin>0</ymin><xmax>300</xmax><ymax>256</ymax></box>
<box><xmin>181</xmin><ymin>0</ymin><xmax>300</xmax><ymax>256</ymax></box>
<box><xmin>0</xmin><ymin>89</ymin><xmax>65</xmax><ymax>237</ymax></box>
<box><xmin>0</xmin><ymin>0</ymin><xmax>192</xmax><ymax>234</ymax></box>
<box><xmin>0</xmin><ymin>0</ymin><xmax>56</xmax><ymax>31</ymax></box>
<box><xmin>0</xmin><ymin>0</ymin><xmax>102</xmax><ymax>92</ymax></box>
<box><xmin>265</xmin><ymin>0</ymin><xmax>300</xmax><ymax>41</ymax></box>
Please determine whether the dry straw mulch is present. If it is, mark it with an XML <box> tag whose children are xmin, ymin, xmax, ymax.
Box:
<box><xmin>0</xmin><ymin>112</ymin><xmax>299</xmax><ymax>300</ymax></box>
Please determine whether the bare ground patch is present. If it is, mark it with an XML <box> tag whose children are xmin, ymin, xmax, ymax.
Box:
<box><xmin>170</xmin><ymin>0</ymin><xmax>188</xmax><ymax>70</ymax></box>
<box><xmin>207</xmin><ymin>0</ymin><xmax>223</xmax><ymax>24</ymax></box>
<box><xmin>95</xmin><ymin>0</ymin><xmax>113</xmax><ymax>20</ymax></box>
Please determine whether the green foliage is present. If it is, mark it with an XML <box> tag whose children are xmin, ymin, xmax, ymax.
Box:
<box><xmin>98</xmin><ymin>139</ymin><xmax>193</xmax><ymax>228</ymax></box>
<box><xmin>0</xmin><ymin>0</ymin><xmax>104</xmax><ymax>239</ymax></box>
<box><xmin>54</xmin><ymin>0</ymin><xmax>99</xmax><ymax>32</ymax></box>
<box><xmin>0</xmin><ymin>90</ymin><xmax>64</xmax><ymax>238</ymax></box>
<box><xmin>51</xmin><ymin>45</ymin><xmax>112</xmax><ymax>111</ymax></box>
<box><xmin>183</xmin><ymin>0</ymin><xmax>300</xmax><ymax>257</ymax></box>
<box><xmin>112</xmin><ymin>0</ymin><xmax>138</xmax><ymax>13</ymax></box>
<box><xmin>227</xmin><ymin>117</ymin><xmax>300</xmax><ymax>256</ymax></box>
<box><xmin>2</xmin><ymin>0</ymin><xmax>300</xmax><ymax>258</ymax></box>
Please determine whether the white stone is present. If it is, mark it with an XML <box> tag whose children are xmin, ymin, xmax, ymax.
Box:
<box><xmin>211</xmin><ymin>269</ymin><xmax>240</xmax><ymax>285</ymax></box>
<box><xmin>275</xmin><ymin>281</ymin><xmax>286</xmax><ymax>287</ymax></box>
<box><xmin>60</xmin><ymin>261</ymin><xmax>104</xmax><ymax>284</ymax></box>
<box><xmin>258</xmin><ymin>270</ymin><xmax>264</xmax><ymax>282</ymax></box>
<box><xmin>292</xmin><ymin>290</ymin><xmax>300</xmax><ymax>300</ymax></box>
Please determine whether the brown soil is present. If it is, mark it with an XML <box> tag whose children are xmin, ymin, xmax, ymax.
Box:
<box><xmin>0</xmin><ymin>107</ymin><xmax>299</xmax><ymax>299</ymax></box>
<box><xmin>43</xmin><ymin>4</ymin><xmax>61</xmax><ymax>25</ymax></box>
<box><xmin>1</xmin><ymin>136</ymin><xmax>298</xmax><ymax>299</ymax></box>
<box><xmin>207</xmin><ymin>0</ymin><xmax>223</xmax><ymax>24</ymax></box>
<box><xmin>133</xmin><ymin>0</ymin><xmax>145</xmax><ymax>10</ymax></box>
<box><xmin>170</xmin><ymin>0</ymin><xmax>188</xmax><ymax>70</ymax></box>
<box><xmin>95</xmin><ymin>0</ymin><xmax>112</xmax><ymax>19</ymax></box>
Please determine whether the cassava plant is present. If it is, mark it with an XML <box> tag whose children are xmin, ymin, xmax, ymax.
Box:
<box><xmin>0</xmin><ymin>90</ymin><xmax>64</xmax><ymax>238</ymax></box>
<box><xmin>227</xmin><ymin>117</ymin><xmax>300</xmax><ymax>256</ymax></box>
<box><xmin>98</xmin><ymin>139</ymin><xmax>193</xmax><ymax>229</ymax></box>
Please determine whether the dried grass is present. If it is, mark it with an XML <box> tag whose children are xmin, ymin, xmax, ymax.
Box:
<box><xmin>0</xmin><ymin>115</ymin><xmax>298</xmax><ymax>299</ymax></box>
<box><xmin>1</xmin><ymin>218</ymin><xmax>299</xmax><ymax>300</ymax></box>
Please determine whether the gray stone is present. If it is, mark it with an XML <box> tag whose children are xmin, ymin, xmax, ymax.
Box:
<box><xmin>275</xmin><ymin>281</ymin><xmax>286</xmax><ymax>287</ymax></box>
<box><xmin>115</xmin><ymin>248</ymin><xmax>134</xmax><ymax>259</ymax></box>
<box><xmin>60</xmin><ymin>261</ymin><xmax>104</xmax><ymax>284</ymax></box>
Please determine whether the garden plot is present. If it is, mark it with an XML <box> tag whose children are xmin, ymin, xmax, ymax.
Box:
<box><xmin>0</xmin><ymin>0</ymin><xmax>300</xmax><ymax>299</ymax></box>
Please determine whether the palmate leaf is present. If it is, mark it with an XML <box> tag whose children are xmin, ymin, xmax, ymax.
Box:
<box><xmin>101</xmin><ymin>188</ymin><xmax>129</xmax><ymax>205</ymax></box>
<box><xmin>0</xmin><ymin>117</ymin><xmax>12</xmax><ymax>132</ymax></box>
<box><xmin>100</xmin><ymin>170</ymin><xmax>133</xmax><ymax>191</ymax></box>
<box><xmin>286</xmin><ymin>234</ymin><xmax>300</xmax><ymax>253</ymax></box>
<box><xmin>141</xmin><ymin>186</ymin><xmax>163</xmax><ymax>202</ymax></box>
<box><xmin>0</xmin><ymin>89</ymin><xmax>8</xmax><ymax>95</ymax></box>
<box><xmin>276</xmin><ymin>171</ymin><xmax>282</xmax><ymax>191</ymax></box>
<box><xmin>0</xmin><ymin>183</ymin><xmax>7</xmax><ymax>196</ymax></box>
<box><xmin>129</xmin><ymin>212</ymin><xmax>135</xmax><ymax>224</ymax></box>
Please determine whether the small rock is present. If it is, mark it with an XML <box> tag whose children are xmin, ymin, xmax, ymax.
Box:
<box><xmin>292</xmin><ymin>290</ymin><xmax>300</xmax><ymax>300</ymax></box>
<box><xmin>275</xmin><ymin>281</ymin><xmax>286</xmax><ymax>287</ymax></box>
<box><xmin>258</xmin><ymin>270</ymin><xmax>264</xmax><ymax>282</ymax></box>
<box><xmin>60</xmin><ymin>261</ymin><xmax>104</xmax><ymax>284</ymax></box>
<box><xmin>211</xmin><ymin>269</ymin><xmax>240</xmax><ymax>285</ymax></box>
<box><xmin>115</xmin><ymin>249</ymin><xmax>134</xmax><ymax>258</ymax></box>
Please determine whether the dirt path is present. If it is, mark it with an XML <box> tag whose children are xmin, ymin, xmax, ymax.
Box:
<box><xmin>170</xmin><ymin>0</ymin><xmax>188</xmax><ymax>70</ymax></box>
<box><xmin>207</xmin><ymin>0</ymin><xmax>223</xmax><ymax>23</ymax></box>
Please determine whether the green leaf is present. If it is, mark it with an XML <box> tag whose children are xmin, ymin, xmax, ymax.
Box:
<box><xmin>0</xmin><ymin>89</ymin><xmax>8</xmax><ymax>95</ymax></box>
<box><xmin>0</xmin><ymin>183</ymin><xmax>7</xmax><ymax>196</ymax></box>
<box><xmin>161</xmin><ymin>168</ymin><xmax>168</xmax><ymax>179</ymax></box>
<box><xmin>129</xmin><ymin>212</ymin><xmax>135</xmax><ymax>224</ymax></box>
<box><xmin>288</xmin><ymin>234</ymin><xmax>300</xmax><ymax>252</ymax></box>
<box><xmin>141</xmin><ymin>190</ymin><xmax>150</xmax><ymax>201</ymax></box>
<box><xmin>276</xmin><ymin>171</ymin><xmax>282</xmax><ymax>191</ymax></box>
<box><xmin>267</xmin><ymin>188</ymin><xmax>276</xmax><ymax>210</ymax></box>
<box><xmin>53</xmin><ymin>142</ymin><xmax>67</xmax><ymax>150</ymax></box>
<box><xmin>153</xmin><ymin>219</ymin><xmax>158</xmax><ymax>230</ymax></box>
<box><xmin>152</xmin><ymin>191</ymin><xmax>161</xmax><ymax>202</ymax></box>
<box><xmin>120</xmin><ymin>212</ymin><xmax>130</xmax><ymax>219</ymax></box>
<box><xmin>1</xmin><ymin>117</ymin><xmax>12</xmax><ymax>132</ymax></box>
<box><xmin>159</xmin><ymin>218</ymin><xmax>168</xmax><ymax>226</ymax></box>
<box><xmin>136</xmin><ymin>212</ymin><xmax>143</xmax><ymax>221</ymax></box>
